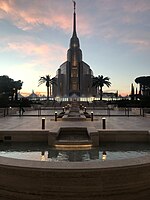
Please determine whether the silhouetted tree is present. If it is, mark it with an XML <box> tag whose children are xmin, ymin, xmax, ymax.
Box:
<box><xmin>130</xmin><ymin>83</ymin><xmax>135</xmax><ymax>100</ymax></box>
<box><xmin>135</xmin><ymin>76</ymin><xmax>150</xmax><ymax>97</ymax></box>
<box><xmin>0</xmin><ymin>75</ymin><xmax>13</xmax><ymax>96</ymax></box>
<box><xmin>92</xmin><ymin>75</ymin><xmax>111</xmax><ymax>100</ymax></box>
<box><xmin>38</xmin><ymin>75</ymin><xmax>56</xmax><ymax>102</ymax></box>
<box><xmin>0</xmin><ymin>75</ymin><xmax>23</xmax><ymax>104</ymax></box>
<box><xmin>13</xmin><ymin>80</ymin><xmax>23</xmax><ymax>101</ymax></box>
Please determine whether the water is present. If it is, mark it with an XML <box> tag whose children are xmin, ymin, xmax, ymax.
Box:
<box><xmin>0</xmin><ymin>142</ymin><xmax>150</xmax><ymax>162</ymax></box>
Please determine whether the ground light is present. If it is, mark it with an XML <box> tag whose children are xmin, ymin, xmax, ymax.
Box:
<box><xmin>102</xmin><ymin>151</ymin><xmax>107</xmax><ymax>161</ymax></box>
<box><xmin>40</xmin><ymin>151</ymin><xmax>46</xmax><ymax>161</ymax></box>
<box><xmin>54</xmin><ymin>144</ymin><xmax>92</xmax><ymax>150</ymax></box>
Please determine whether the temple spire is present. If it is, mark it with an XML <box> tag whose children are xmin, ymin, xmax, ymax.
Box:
<box><xmin>73</xmin><ymin>0</ymin><xmax>76</xmax><ymax>11</ymax></box>
<box><xmin>72</xmin><ymin>1</ymin><xmax>77</xmax><ymax>36</ymax></box>
<box><xmin>68</xmin><ymin>0</ymin><xmax>80</xmax><ymax>49</ymax></box>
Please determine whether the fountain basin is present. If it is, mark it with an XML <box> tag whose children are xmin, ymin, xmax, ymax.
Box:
<box><xmin>0</xmin><ymin>129</ymin><xmax>150</xmax><ymax>199</ymax></box>
<box><xmin>0</xmin><ymin>154</ymin><xmax>150</xmax><ymax>200</ymax></box>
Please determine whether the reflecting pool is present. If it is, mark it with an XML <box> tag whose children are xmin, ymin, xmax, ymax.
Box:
<box><xmin>0</xmin><ymin>142</ymin><xmax>150</xmax><ymax>162</ymax></box>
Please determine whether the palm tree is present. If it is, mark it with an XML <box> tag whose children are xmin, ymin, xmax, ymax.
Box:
<box><xmin>38</xmin><ymin>75</ymin><xmax>55</xmax><ymax>102</ymax></box>
<box><xmin>92</xmin><ymin>75</ymin><xmax>111</xmax><ymax>100</ymax></box>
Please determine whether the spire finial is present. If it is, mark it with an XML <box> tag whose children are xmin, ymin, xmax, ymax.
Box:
<box><xmin>72</xmin><ymin>1</ymin><xmax>76</xmax><ymax>12</ymax></box>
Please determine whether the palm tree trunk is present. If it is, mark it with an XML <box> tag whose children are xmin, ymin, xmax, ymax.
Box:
<box><xmin>100</xmin><ymin>87</ymin><xmax>103</xmax><ymax>101</ymax></box>
<box><xmin>47</xmin><ymin>86</ymin><xmax>49</xmax><ymax>102</ymax></box>
<box><xmin>50</xmin><ymin>83</ymin><xmax>52</xmax><ymax>97</ymax></box>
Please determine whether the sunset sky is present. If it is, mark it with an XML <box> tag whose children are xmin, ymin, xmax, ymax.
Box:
<box><xmin>0</xmin><ymin>0</ymin><xmax>149</xmax><ymax>96</ymax></box>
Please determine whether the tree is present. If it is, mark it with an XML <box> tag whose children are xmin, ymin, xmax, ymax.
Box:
<box><xmin>38</xmin><ymin>75</ymin><xmax>56</xmax><ymax>102</ymax></box>
<box><xmin>0</xmin><ymin>75</ymin><xmax>13</xmax><ymax>95</ymax></box>
<box><xmin>13</xmin><ymin>80</ymin><xmax>23</xmax><ymax>101</ymax></box>
<box><xmin>0</xmin><ymin>75</ymin><xmax>23</xmax><ymax>105</ymax></box>
<box><xmin>92</xmin><ymin>75</ymin><xmax>111</xmax><ymax>100</ymax></box>
<box><xmin>130</xmin><ymin>83</ymin><xmax>135</xmax><ymax>100</ymax></box>
<box><xmin>135</xmin><ymin>76</ymin><xmax>150</xmax><ymax>96</ymax></box>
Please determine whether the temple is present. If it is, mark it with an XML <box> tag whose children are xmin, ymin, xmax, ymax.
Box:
<box><xmin>53</xmin><ymin>2</ymin><xmax>96</xmax><ymax>100</ymax></box>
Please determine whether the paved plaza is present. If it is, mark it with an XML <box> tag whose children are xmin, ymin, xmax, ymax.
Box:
<box><xmin>0</xmin><ymin>109</ymin><xmax>150</xmax><ymax>131</ymax></box>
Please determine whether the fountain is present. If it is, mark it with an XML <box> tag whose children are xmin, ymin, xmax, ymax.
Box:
<box><xmin>0</xmin><ymin>128</ymin><xmax>150</xmax><ymax>200</ymax></box>
<box><xmin>62</xmin><ymin>101</ymin><xmax>86</xmax><ymax>121</ymax></box>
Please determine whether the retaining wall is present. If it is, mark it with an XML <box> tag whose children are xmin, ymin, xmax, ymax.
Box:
<box><xmin>0</xmin><ymin>156</ymin><xmax>150</xmax><ymax>200</ymax></box>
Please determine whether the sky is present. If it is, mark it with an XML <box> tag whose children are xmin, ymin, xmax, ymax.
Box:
<box><xmin>0</xmin><ymin>0</ymin><xmax>150</xmax><ymax>96</ymax></box>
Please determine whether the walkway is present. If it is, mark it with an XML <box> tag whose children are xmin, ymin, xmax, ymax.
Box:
<box><xmin>0</xmin><ymin>109</ymin><xmax>150</xmax><ymax>131</ymax></box>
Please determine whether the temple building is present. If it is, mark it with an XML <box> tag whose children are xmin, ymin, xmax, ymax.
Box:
<box><xmin>53</xmin><ymin>2</ymin><xmax>96</xmax><ymax>100</ymax></box>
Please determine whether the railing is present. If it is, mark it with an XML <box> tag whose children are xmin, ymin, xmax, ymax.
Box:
<box><xmin>1</xmin><ymin>107</ymin><xmax>149</xmax><ymax>117</ymax></box>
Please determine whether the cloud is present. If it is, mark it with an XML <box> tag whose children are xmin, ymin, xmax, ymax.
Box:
<box><xmin>0</xmin><ymin>32</ymin><xmax>67</xmax><ymax>78</ymax></box>
<box><xmin>0</xmin><ymin>0</ymin><xmax>96</xmax><ymax>35</ymax></box>
<box><xmin>121</xmin><ymin>38</ymin><xmax>150</xmax><ymax>51</ymax></box>
<box><xmin>0</xmin><ymin>0</ymin><xmax>150</xmax><ymax>52</ymax></box>
<box><xmin>123</xmin><ymin>0</ymin><xmax>150</xmax><ymax>13</ymax></box>
<box><xmin>89</xmin><ymin>0</ymin><xmax>150</xmax><ymax>51</ymax></box>
<box><xmin>0</xmin><ymin>0</ymin><xmax>72</xmax><ymax>32</ymax></box>
<box><xmin>6</xmin><ymin>40</ymin><xmax>66</xmax><ymax>69</ymax></box>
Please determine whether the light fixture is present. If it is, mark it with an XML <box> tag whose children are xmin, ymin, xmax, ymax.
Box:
<box><xmin>102</xmin><ymin>151</ymin><xmax>107</xmax><ymax>161</ymax></box>
<box><xmin>55</xmin><ymin>144</ymin><xmax>92</xmax><ymax>150</ymax></box>
<box><xmin>55</xmin><ymin>111</ymin><xmax>57</xmax><ymax>121</ymax></box>
<box><xmin>41</xmin><ymin>151</ymin><xmax>46</xmax><ymax>161</ymax></box>
<box><xmin>42</xmin><ymin>117</ymin><xmax>45</xmax><ymax>129</ymax></box>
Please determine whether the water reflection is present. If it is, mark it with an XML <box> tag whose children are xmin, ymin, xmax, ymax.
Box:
<box><xmin>0</xmin><ymin>142</ymin><xmax>150</xmax><ymax>162</ymax></box>
<box><xmin>47</xmin><ymin>148</ymin><xmax>99</xmax><ymax>162</ymax></box>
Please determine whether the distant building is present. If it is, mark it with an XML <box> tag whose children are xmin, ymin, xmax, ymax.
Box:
<box><xmin>27</xmin><ymin>90</ymin><xmax>39</xmax><ymax>101</ymax></box>
<box><xmin>53</xmin><ymin>2</ymin><xmax>96</xmax><ymax>100</ymax></box>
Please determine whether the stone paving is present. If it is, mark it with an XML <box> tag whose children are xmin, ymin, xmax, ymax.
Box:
<box><xmin>0</xmin><ymin>109</ymin><xmax>150</xmax><ymax>131</ymax></box>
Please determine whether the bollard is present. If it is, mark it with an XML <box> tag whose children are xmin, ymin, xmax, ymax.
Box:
<box><xmin>42</xmin><ymin>118</ymin><xmax>45</xmax><ymax>129</ymax></box>
<box><xmin>91</xmin><ymin>111</ymin><xmax>93</xmax><ymax>121</ymax></box>
<box><xmin>102</xmin><ymin>117</ymin><xmax>106</xmax><ymax>129</ymax></box>
<box><xmin>84</xmin><ymin>107</ymin><xmax>86</xmax><ymax>112</ymax></box>
<box><xmin>55</xmin><ymin>111</ymin><xmax>57</xmax><ymax>121</ymax></box>
<box><xmin>62</xmin><ymin>107</ymin><xmax>65</xmax><ymax>112</ymax></box>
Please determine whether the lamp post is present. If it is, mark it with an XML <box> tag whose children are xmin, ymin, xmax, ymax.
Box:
<box><xmin>62</xmin><ymin>107</ymin><xmax>65</xmax><ymax>112</ymax></box>
<box><xmin>102</xmin><ymin>117</ymin><xmax>106</xmax><ymax>129</ymax></box>
<box><xmin>91</xmin><ymin>111</ymin><xmax>93</xmax><ymax>121</ymax></box>
<box><xmin>42</xmin><ymin>117</ymin><xmax>45</xmax><ymax>129</ymax></box>
<box><xmin>55</xmin><ymin>111</ymin><xmax>57</xmax><ymax>121</ymax></box>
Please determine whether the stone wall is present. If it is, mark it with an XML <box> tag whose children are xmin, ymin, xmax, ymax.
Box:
<box><xmin>0</xmin><ymin>156</ymin><xmax>150</xmax><ymax>200</ymax></box>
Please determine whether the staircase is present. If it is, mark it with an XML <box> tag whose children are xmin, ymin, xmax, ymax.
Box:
<box><xmin>55</xmin><ymin>128</ymin><xmax>92</xmax><ymax>148</ymax></box>
<box><xmin>62</xmin><ymin>101</ymin><xmax>86</xmax><ymax>121</ymax></box>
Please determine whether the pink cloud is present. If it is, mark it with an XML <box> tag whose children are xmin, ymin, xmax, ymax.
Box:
<box><xmin>0</xmin><ymin>0</ymin><xmax>92</xmax><ymax>35</ymax></box>
<box><xmin>123</xmin><ymin>0</ymin><xmax>150</xmax><ymax>13</ymax></box>
<box><xmin>122</xmin><ymin>38</ymin><xmax>150</xmax><ymax>51</ymax></box>
<box><xmin>0</xmin><ymin>0</ymin><xmax>149</xmax><ymax>52</ymax></box>
<box><xmin>0</xmin><ymin>0</ymin><xmax>72</xmax><ymax>32</ymax></box>
<box><xmin>0</xmin><ymin>0</ymin><xmax>11</xmax><ymax>13</ymax></box>
<box><xmin>7</xmin><ymin>40</ymin><xmax>66</xmax><ymax>62</ymax></box>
